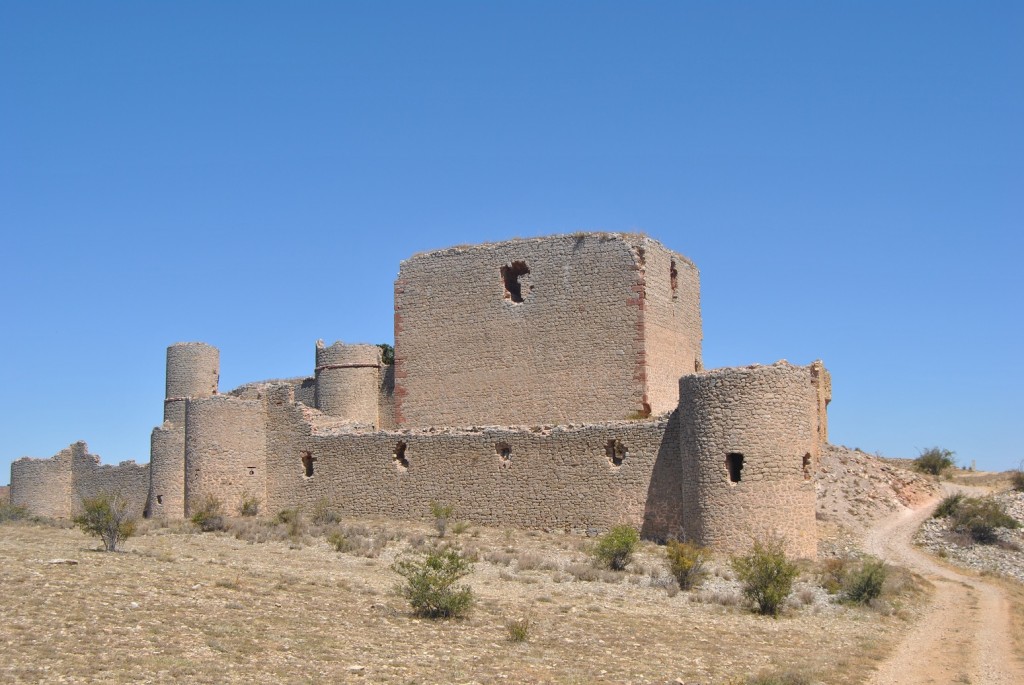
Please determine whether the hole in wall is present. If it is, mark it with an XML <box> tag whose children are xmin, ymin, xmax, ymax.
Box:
<box><xmin>394</xmin><ymin>442</ymin><xmax>409</xmax><ymax>471</ymax></box>
<box><xmin>726</xmin><ymin>453</ymin><xmax>744</xmax><ymax>484</ymax></box>
<box><xmin>670</xmin><ymin>259</ymin><xmax>678</xmax><ymax>298</ymax></box>
<box><xmin>301</xmin><ymin>451</ymin><xmax>317</xmax><ymax>478</ymax></box>
<box><xmin>606</xmin><ymin>439</ymin><xmax>627</xmax><ymax>467</ymax></box>
<box><xmin>802</xmin><ymin>453</ymin><xmax>812</xmax><ymax>481</ymax></box>
<box><xmin>156</xmin><ymin>495</ymin><xmax>163</xmax><ymax>505</ymax></box>
<box><xmin>495</xmin><ymin>441</ymin><xmax>512</xmax><ymax>467</ymax></box>
<box><xmin>501</xmin><ymin>261</ymin><xmax>530</xmax><ymax>303</ymax></box>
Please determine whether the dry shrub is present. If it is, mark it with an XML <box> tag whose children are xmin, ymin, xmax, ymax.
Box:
<box><xmin>190</xmin><ymin>495</ymin><xmax>227</xmax><ymax>532</ymax></box>
<box><xmin>506</xmin><ymin>616</ymin><xmax>531</xmax><ymax>642</ymax></box>
<box><xmin>665</xmin><ymin>540</ymin><xmax>709</xmax><ymax>590</ymax></box>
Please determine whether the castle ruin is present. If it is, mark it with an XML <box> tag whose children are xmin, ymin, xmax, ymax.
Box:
<box><xmin>10</xmin><ymin>233</ymin><xmax>830</xmax><ymax>556</ymax></box>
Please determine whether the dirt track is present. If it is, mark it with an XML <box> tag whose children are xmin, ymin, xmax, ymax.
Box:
<box><xmin>866</xmin><ymin>489</ymin><xmax>1024</xmax><ymax>685</ymax></box>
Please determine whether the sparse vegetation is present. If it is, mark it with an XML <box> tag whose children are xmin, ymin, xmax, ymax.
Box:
<box><xmin>73</xmin><ymin>493</ymin><xmax>136</xmax><ymax>552</ymax></box>
<box><xmin>190</xmin><ymin>495</ymin><xmax>227</xmax><ymax>532</ymax></box>
<box><xmin>0</xmin><ymin>498</ymin><xmax>29</xmax><ymax>523</ymax></box>
<box><xmin>238</xmin><ymin>492</ymin><xmax>261</xmax><ymax>517</ymax></box>
<box><xmin>430</xmin><ymin>501</ymin><xmax>455</xmax><ymax>538</ymax></box>
<box><xmin>311</xmin><ymin>498</ymin><xmax>341</xmax><ymax>525</ymax></box>
<box><xmin>951</xmin><ymin>496</ymin><xmax>1019</xmax><ymax>544</ymax></box>
<box><xmin>933</xmin><ymin>492</ymin><xmax>965</xmax><ymax>519</ymax></box>
<box><xmin>505</xmin><ymin>616</ymin><xmax>531</xmax><ymax>642</ymax></box>
<box><xmin>392</xmin><ymin>545</ymin><xmax>474</xmax><ymax>618</ymax></box>
<box><xmin>377</xmin><ymin>343</ymin><xmax>394</xmax><ymax>365</ymax></box>
<box><xmin>842</xmin><ymin>558</ymin><xmax>887</xmax><ymax>605</ymax></box>
<box><xmin>744</xmin><ymin>669</ymin><xmax>814</xmax><ymax>685</ymax></box>
<box><xmin>1011</xmin><ymin>468</ymin><xmax>1024</xmax><ymax>492</ymax></box>
<box><xmin>732</xmin><ymin>536</ymin><xmax>799</xmax><ymax>617</ymax></box>
<box><xmin>913</xmin><ymin>447</ymin><xmax>956</xmax><ymax>476</ymax></box>
<box><xmin>593</xmin><ymin>525</ymin><xmax>640</xmax><ymax>571</ymax></box>
<box><xmin>665</xmin><ymin>539</ymin><xmax>710</xmax><ymax>590</ymax></box>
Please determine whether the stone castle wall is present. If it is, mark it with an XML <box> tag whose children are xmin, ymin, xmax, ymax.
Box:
<box><xmin>678</xmin><ymin>362</ymin><xmax>819</xmax><ymax>557</ymax></box>
<box><xmin>165</xmin><ymin>342</ymin><xmax>219</xmax><ymax>404</ymax></box>
<box><xmin>184</xmin><ymin>396</ymin><xmax>267</xmax><ymax>516</ymax></box>
<box><xmin>11</xmin><ymin>442</ymin><xmax>148</xmax><ymax>519</ymax></box>
<box><xmin>263</xmin><ymin>385</ymin><xmax>685</xmax><ymax>538</ymax></box>
<box><xmin>394</xmin><ymin>233</ymin><xmax>698</xmax><ymax>428</ymax></box>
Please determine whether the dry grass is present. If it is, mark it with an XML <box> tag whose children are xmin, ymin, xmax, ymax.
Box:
<box><xmin>0</xmin><ymin>518</ymin><xmax>918</xmax><ymax>683</ymax></box>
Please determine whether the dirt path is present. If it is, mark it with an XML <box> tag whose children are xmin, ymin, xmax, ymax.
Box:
<box><xmin>866</xmin><ymin>487</ymin><xmax>1024</xmax><ymax>685</ymax></box>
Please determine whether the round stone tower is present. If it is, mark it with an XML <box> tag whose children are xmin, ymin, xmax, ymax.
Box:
<box><xmin>148</xmin><ymin>342</ymin><xmax>220</xmax><ymax>519</ymax></box>
<box><xmin>314</xmin><ymin>341</ymin><xmax>382</xmax><ymax>427</ymax></box>
<box><xmin>678</xmin><ymin>361</ymin><xmax>820</xmax><ymax>558</ymax></box>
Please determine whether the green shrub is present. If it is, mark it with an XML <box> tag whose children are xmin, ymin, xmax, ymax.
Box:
<box><xmin>933</xmin><ymin>492</ymin><xmax>964</xmax><ymax>518</ymax></box>
<box><xmin>842</xmin><ymin>558</ymin><xmax>887</xmax><ymax>604</ymax></box>
<box><xmin>913</xmin><ymin>447</ymin><xmax>956</xmax><ymax>475</ymax></box>
<box><xmin>732</xmin><ymin>536</ymin><xmax>799</xmax><ymax>617</ymax></box>
<box><xmin>73</xmin><ymin>493</ymin><xmax>136</xmax><ymax>551</ymax></box>
<box><xmin>190</xmin><ymin>495</ymin><xmax>226</xmax><ymax>532</ymax></box>
<box><xmin>392</xmin><ymin>546</ymin><xmax>474</xmax><ymax>618</ymax></box>
<box><xmin>327</xmin><ymin>530</ymin><xmax>354</xmax><ymax>553</ymax></box>
<box><xmin>593</xmin><ymin>525</ymin><xmax>640</xmax><ymax>571</ymax></box>
<box><xmin>665</xmin><ymin>540</ymin><xmax>710</xmax><ymax>590</ymax></box>
<box><xmin>430</xmin><ymin>501</ymin><xmax>455</xmax><ymax>537</ymax></box>
<box><xmin>238</xmin><ymin>492</ymin><xmax>261</xmax><ymax>517</ymax></box>
<box><xmin>377</xmin><ymin>343</ymin><xmax>395</xmax><ymax>365</ymax></box>
<box><xmin>950</xmin><ymin>496</ymin><xmax>1019</xmax><ymax>544</ymax></box>
<box><xmin>505</xmin><ymin>616</ymin><xmax>531</xmax><ymax>642</ymax></box>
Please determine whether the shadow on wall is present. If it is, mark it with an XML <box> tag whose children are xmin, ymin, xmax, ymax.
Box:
<box><xmin>641</xmin><ymin>410</ymin><xmax>684</xmax><ymax>541</ymax></box>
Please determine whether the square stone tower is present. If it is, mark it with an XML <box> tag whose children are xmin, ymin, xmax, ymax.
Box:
<box><xmin>393</xmin><ymin>232</ymin><xmax>701</xmax><ymax>427</ymax></box>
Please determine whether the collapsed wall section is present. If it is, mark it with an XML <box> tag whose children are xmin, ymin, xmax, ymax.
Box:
<box><xmin>184</xmin><ymin>396</ymin><xmax>267</xmax><ymax>516</ymax></box>
<box><xmin>679</xmin><ymin>362</ymin><xmax>820</xmax><ymax>558</ymax></box>
<box><xmin>264</xmin><ymin>386</ymin><xmax>684</xmax><ymax>537</ymax></box>
<box><xmin>394</xmin><ymin>233</ymin><xmax>652</xmax><ymax>427</ymax></box>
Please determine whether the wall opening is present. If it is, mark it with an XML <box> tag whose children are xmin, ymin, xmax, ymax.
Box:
<box><xmin>247</xmin><ymin>466</ymin><xmax>256</xmax><ymax>476</ymax></box>
<box><xmin>501</xmin><ymin>261</ymin><xmax>530</xmax><ymax>303</ymax></box>
<box><xmin>606</xmin><ymin>439</ymin><xmax>627</xmax><ymax>467</ymax></box>
<box><xmin>495</xmin><ymin>441</ymin><xmax>512</xmax><ymax>467</ymax></box>
<box><xmin>156</xmin><ymin>495</ymin><xmax>163</xmax><ymax>505</ymax></box>
<box><xmin>394</xmin><ymin>441</ymin><xmax>409</xmax><ymax>471</ymax></box>
<box><xmin>726</xmin><ymin>453</ymin><xmax>744</xmax><ymax>484</ymax></box>
<box><xmin>802</xmin><ymin>453</ymin><xmax>812</xmax><ymax>481</ymax></box>
<box><xmin>670</xmin><ymin>259</ymin><xmax>679</xmax><ymax>298</ymax></box>
<box><xmin>301</xmin><ymin>451</ymin><xmax>316</xmax><ymax>478</ymax></box>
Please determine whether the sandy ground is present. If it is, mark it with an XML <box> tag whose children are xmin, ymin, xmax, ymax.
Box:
<box><xmin>866</xmin><ymin>486</ymin><xmax>1024</xmax><ymax>685</ymax></box>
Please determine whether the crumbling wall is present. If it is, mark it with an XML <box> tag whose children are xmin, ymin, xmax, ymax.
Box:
<box><xmin>640</xmin><ymin>240</ymin><xmax>703</xmax><ymax>414</ymax></box>
<box><xmin>264</xmin><ymin>386</ymin><xmax>684</xmax><ymax>537</ymax></box>
<box><xmin>184</xmin><ymin>396</ymin><xmax>267</xmax><ymax>516</ymax></box>
<box><xmin>679</xmin><ymin>362</ymin><xmax>820</xmax><ymax>558</ymax></box>
<box><xmin>11</xmin><ymin>442</ymin><xmax>148</xmax><ymax>519</ymax></box>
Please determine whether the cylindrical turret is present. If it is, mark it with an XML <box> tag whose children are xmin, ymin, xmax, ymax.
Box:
<box><xmin>166</xmin><ymin>342</ymin><xmax>219</xmax><ymax>400</ymax></box>
<box><xmin>314</xmin><ymin>341</ymin><xmax>381</xmax><ymax>427</ymax></box>
<box><xmin>678</xmin><ymin>362</ymin><xmax>819</xmax><ymax>558</ymax></box>
<box><xmin>183</xmin><ymin>396</ymin><xmax>266</xmax><ymax>516</ymax></box>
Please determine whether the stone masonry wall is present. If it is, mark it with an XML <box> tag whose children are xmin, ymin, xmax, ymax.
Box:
<box><xmin>165</xmin><ymin>342</ymin><xmax>219</xmax><ymax>405</ymax></box>
<box><xmin>678</xmin><ymin>362</ymin><xmax>819</xmax><ymax>558</ymax></box>
<box><xmin>395</xmin><ymin>233</ymin><xmax>659</xmax><ymax>427</ymax></box>
<box><xmin>10</xmin><ymin>447</ymin><xmax>74</xmax><ymax>518</ymax></box>
<box><xmin>264</xmin><ymin>386</ymin><xmax>685</xmax><ymax>538</ymax></box>
<box><xmin>11</xmin><ymin>442</ymin><xmax>148</xmax><ymax>519</ymax></box>
<box><xmin>184</xmin><ymin>396</ymin><xmax>267</xmax><ymax>516</ymax></box>
<box><xmin>147</xmin><ymin>425</ymin><xmax>186</xmax><ymax>518</ymax></box>
<box><xmin>639</xmin><ymin>239</ymin><xmax>703</xmax><ymax>415</ymax></box>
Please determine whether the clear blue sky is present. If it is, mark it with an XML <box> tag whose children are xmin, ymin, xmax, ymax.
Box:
<box><xmin>2</xmin><ymin>2</ymin><xmax>1021</xmax><ymax>480</ymax></box>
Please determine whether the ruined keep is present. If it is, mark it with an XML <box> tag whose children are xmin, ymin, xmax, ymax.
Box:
<box><xmin>9</xmin><ymin>233</ymin><xmax>830</xmax><ymax>557</ymax></box>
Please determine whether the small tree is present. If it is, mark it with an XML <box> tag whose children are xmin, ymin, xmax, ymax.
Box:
<box><xmin>913</xmin><ymin>447</ymin><xmax>956</xmax><ymax>476</ymax></box>
<box><xmin>593</xmin><ymin>525</ymin><xmax>640</xmax><ymax>571</ymax></box>
<box><xmin>73</xmin><ymin>493</ymin><xmax>136</xmax><ymax>552</ymax></box>
<box><xmin>732</xmin><ymin>536</ymin><xmax>799</xmax><ymax>617</ymax></box>
<box><xmin>392</xmin><ymin>546</ymin><xmax>474</xmax><ymax>618</ymax></box>
<box><xmin>665</xmin><ymin>539</ymin><xmax>710</xmax><ymax>590</ymax></box>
